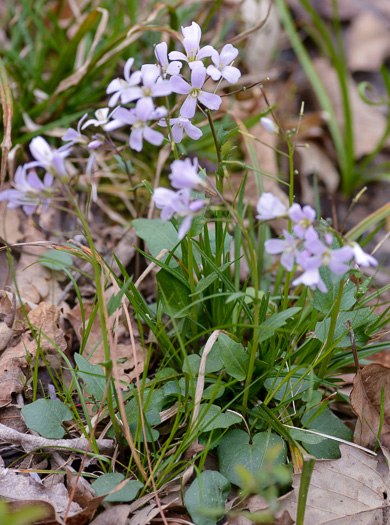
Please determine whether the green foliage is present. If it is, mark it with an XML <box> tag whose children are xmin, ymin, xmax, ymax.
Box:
<box><xmin>0</xmin><ymin>501</ymin><xmax>50</xmax><ymax>525</ymax></box>
<box><xmin>21</xmin><ymin>399</ymin><xmax>73</xmax><ymax>439</ymax></box>
<box><xmin>92</xmin><ymin>473</ymin><xmax>143</xmax><ymax>502</ymax></box>
<box><xmin>185</xmin><ymin>470</ymin><xmax>231</xmax><ymax>525</ymax></box>
<box><xmin>74</xmin><ymin>353</ymin><xmax>107</xmax><ymax>402</ymax></box>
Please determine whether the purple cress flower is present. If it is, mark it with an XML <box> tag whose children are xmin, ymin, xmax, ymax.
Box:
<box><xmin>62</xmin><ymin>114</ymin><xmax>89</xmax><ymax>145</ymax></box>
<box><xmin>256</xmin><ymin>193</ymin><xmax>288</xmax><ymax>221</ymax></box>
<box><xmin>106</xmin><ymin>58</ymin><xmax>142</xmax><ymax>107</ymax></box>
<box><xmin>169</xmin><ymin>21</ymin><xmax>215</xmax><ymax>69</ymax></box>
<box><xmin>288</xmin><ymin>203</ymin><xmax>316</xmax><ymax>239</ymax></box>
<box><xmin>82</xmin><ymin>108</ymin><xmax>111</xmax><ymax>130</ymax></box>
<box><xmin>104</xmin><ymin>98</ymin><xmax>167</xmax><ymax>152</ymax></box>
<box><xmin>159</xmin><ymin>116</ymin><xmax>203</xmax><ymax>143</ymax></box>
<box><xmin>171</xmin><ymin>66</ymin><xmax>222</xmax><ymax>118</ymax></box>
<box><xmin>169</xmin><ymin>158</ymin><xmax>206</xmax><ymax>190</ymax></box>
<box><xmin>153</xmin><ymin>187</ymin><xmax>205</xmax><ymax>240</ymax></box>
<box><xmin>292</xmin><ymin>252</ymin><xmax>327</xmax><ymax>293</ymax></box>
<box><xmin>260</xmin><ymin>117</ymin><xmax>278</xmax><ymax>134</ymax></box>
<box><xmin>265</xmin><ymin>230</ymin><xmax>298</xmax><ymax>272</ymax></box>
<box><xmin>0</xmin><ymin>165</ymin><xmax>54</xmax><ymax>215</ymax></box>
<box><xmin>26</xmin><ymin>136</ymin><xmax>70</xmax><ymax>179</ymax></box>
<box><xmin>349</xmin><ymin>242</ymin><xmax>378</xmax><ymax>267</ymax></box>
<box><xmin>207</xmin><ymin>44</ymin><xmax>241</xmax><ymax>83</ymax></box>
<box><xmin>155</xmin><ymin>42</ymin><xmax>183</xmax><ymax>78</ymax></box>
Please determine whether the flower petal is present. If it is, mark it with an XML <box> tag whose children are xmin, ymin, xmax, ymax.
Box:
<box><xmin>206</xmin><ymin>65</ymin><xmax>221</xmax><ymax>81</ymax></box>
<box><xmin>197</xmin><ymin>91</ymin><xmax>221</xmax><ymax>111</ymax></box>
<box><xmin>129</xmin><ymin>128</ymin><xmax>144</xmax><ymax>152</ymax></box>
<box><xmin>144</xmin><ymin>127</ymin><xmax>165</xmax><ymax>146</ymax></box>
<box><xmin>191</xmin><ymin>66</ymin><xmax>206</xmax><ymax>89</ymax></box>
<box><xmin>180</xmin><ymin>96</ymin><xmax>197</xmax><ymax>118</ymax></box>
<box><xmin>168</xmin><ymin>51</ymin><xmax>187</xmax><ymax>62</ymax></box>
<box><xmin>170</xmin><ymin>75</ymin><xmax>191</xmax><ymax>95</ymax></box>
<box><xmin>124</xmin><ymin>57</ymin><xmax>135</xmax><ymax>82</ymax></box>
<box><xmin>222</xmin><ymin>65</ymin><xmax>241</xmax><ymax>84</ymax></box>
<box><xmin>220</xmin><ymin>44</ymin><xmax>239</xmax><ymax>64</ymax></box>
<box><xmin>171</xmin><ymin>123</ymin><xmax>184</xmax><ymax>143</ymax></box>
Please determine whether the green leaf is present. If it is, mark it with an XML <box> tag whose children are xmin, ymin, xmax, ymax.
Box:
<box><xmin>217</xmin><ymin>429</ymin><xmax>286</xmax><ymax>488</ymax></box>
<box><xmin>313</xmin><ymin>268</ymin><xmax>356</xmax><ymax>314</ymax></box>
<box><xmin>315</xmin><ymin>307</ymin><xmax>376</xmax><ymax>346</ymax></box>
<box><xmin>199</xmin><ymin>405</ymin><xmax>241</xmax><ymax>433</ymax></box>
<box><xmin>211</xmin><ymin>333</ymin><xmax>249</xmax><ymax>381</ymax></box>
<box><xmin>92</xmin><ymin>473</ymin><xmax>143</xmax><ymax>502</ymax></box>
<box><xmin>156</xmin><ymin>269</ymin><xmax>190</xmax><ymax>318</ymax></box>
<box><xmin>21</xmin><ymin>399</ymin><xmax>73</xmax><ymax>439</ymax></box>
<box><xmin>185</xmin><ymin>470</ymin><xmax>230</xmax><ymax>525</ymax></box>
<box><xmin>302</xmin><ymin>407</ymin><xmax>353</xmax><ymax>459</ymax></box>
<box><xmin>183</xmin><ymin>354</ymin><xmax>201</xmax><ymax>376</ymax></box>
<box><xmin>106</xmin><ymin>278</ymin><xmax>133</xmax><ymax>316</ymax></box>
<box><xmin>38</xmin><ymin>249</ymin><xmax>73</xmax><ymax>271</ymax></box>
<box><xmin>264</xmin><ymin>368</ymin><xmax>316</xmax><ymax>402</ymax></box>
<box><xmin>288</xmin><ymin>428</ymin><xmax>325</xmax><ymax>445</ymax></box>
<box><xmin>133</xmin><ymin>219</ymin><xmax>181</xmax><ymax>265</ymax></box>
<box><xmin>257</xmin><ymin>307</ymin><xmax>302</xmax><ymax>343</ymax></box>
<box><xmin>74</xmin><ymin>353</ymin><xmax>106</xmax><ymax>402</ymax></box>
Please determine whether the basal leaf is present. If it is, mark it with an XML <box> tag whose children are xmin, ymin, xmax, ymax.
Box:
<box><xmin>185</xmin><ymin>470</ymin><xmax>230</xmax><ymax>525</ymax></box>
<box><xmin>92</xmin><ymin>473</ymin><xmax>143</xmax><ymax>502</ymax></box>
<box><xmin>21</xmin><ymin>399</ymin><xmax>73</xmax><ymax>439</ymax></box>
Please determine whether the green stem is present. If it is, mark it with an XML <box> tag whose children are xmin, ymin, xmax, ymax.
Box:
<box><xmin>318</xmin><ymin>278</ymin><xmax>344</xmax><ymax>378</ymax></box>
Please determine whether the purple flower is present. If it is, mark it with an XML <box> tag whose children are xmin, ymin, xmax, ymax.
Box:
<box><xmin>288</xmin><ymin>203</ymin><xmax>316</xmax><ymax>239</ymax></box>
<box><xmin>106</xmin><ymin>58</ymin><xmax>142</xmax><ymax>107</ymax></box>
<box><xmin>26</xmin><ymin>136</ymin><xmax>70</xmax><ymax>178</ymax></box>
<box><xmin>207</xmin><ymin>44</ymin><xmax>241</xmax><ymax>83</ymax></box>
<box><xmin>0</xmin><ymin>165</ymin><xmax>53</xmax><ymax>215</ymax></box>
<box><xmin>153</xmin><ymin>187</ymin><xmax>205</xmax><ymax>240</ymax></box>
<box><xmin>256</xmin><ymin>193</ymin><xmax>288</xmax><ymax>221</ymax></box>
<box><xmin>304</xmin><ymin>227</ymin><xmax>353</xmax><ymax>274</ymax></box>
<box><xmin>169</xmin><ymin>21</ymin><xmax>215</xmax><ymax>69</ymax></box>
<box><xmin>171</xmin><ymin>66</ymin><xmax>221</xmax><ymax>118</ymax></box>
<box><xmin>260</xmin><ymin>117</ymin><xmax>278</xmax><ymax>134</ymax></box>
<box><xmin>349</xmin><ymin>243</ymin><xmax>378</xmax><ymax>267</ymax></box>
<box><xmin>292</xmin><ymin>252</ymin><xmax>327</xmax><ymax>293</ymax></box>
<box><xmin>104</xmin><ymin>98</ymin><xmax>167</xmax><ymax>152</ymax></box>
<box><xmin>82</xmin><ymin>108</ymin><xmax>111</xmax><ymax>129</ymax></box>
<box><xmin>62</xmin><ymin>114</ymin><xmax>89</xmax><ymax>145</ymax></box>
<box><xmin>265</xmin><ymin>230</ymin><xmax>298</xmax><ymax>272</ymax></box>
<box><xmin>159</xmin><ymin>116</ymin><xmax>203</xmax><ymax>143</ymax></box>
<box><xmin>169</xmin><ymin>158</ymin><xmax>206</xmax><ymax>190</ymax></box>
<box><xmin>155</xmin><ymin>42</ymin><xmax>182</xmax><ymax>78</ymax></box>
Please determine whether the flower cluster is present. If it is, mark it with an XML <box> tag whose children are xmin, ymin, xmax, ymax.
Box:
<box><xmin>257</xmin><ymin>193</ymin><xmax>378</xmax><ymax>292</ymax></box>
<box><xmin>92</xmin><ymin>21</ymin><xmax>241</xmax><ymax>149</ymax></box>
<box><xmin>153</xmin><ymin>157</ymin><xmax>207</xmax><ymax>240</ymax></box>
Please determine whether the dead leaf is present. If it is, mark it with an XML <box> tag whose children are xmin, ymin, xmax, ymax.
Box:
<box><xmin>277</xmin><ymin>444</ymin><xmax>390</xmax><ymax>524</ymax></box>
<box><xmin>350</xmin><ymin>362</ymin><xmax>390</xmax><ymax>448</ymax></box>
<box><xmin>90</xmin><ymin>505</ymin><xmax>131</xmax><ymax>525</ymax></box>
<box><xmin>347</xmin><ymin>11</ymin><xmax>390</xmax><ymax>72</ymax></box>
<box><xmin>313</xmin><ymin>57</ymin><xmax>388</xmax><ymax>158</ymax></box>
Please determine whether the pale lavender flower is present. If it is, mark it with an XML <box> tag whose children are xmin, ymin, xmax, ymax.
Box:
<box><xmin>207</xmin><ymin>44</ymin><xmax>241</xmax><ymax>83</ymax></box>
<box><xmin>106</xmin><ymin>58</ymin><xmax>142</xmax><ymax>107</ymax></box>
<box><xmin>260</xmin><ymin>117</ymin><xmax>278</xmax><ymax>134</ymax></box>
<box><xmin>153</xmin><ymin>187</ymin><xmax>205</xmax><ymax>240</ymax></box>
<box><xmin>155</xmin><ymin>42</ymin><xmax>182</xmax><ymax>78</ymax></box>
<box><xmin>288</xmin><ymin>203</ymin><xmax>316</xmax><ymax>239</ymax></box>
<box><xmin>171</xmin><ymin>66</ymin><xmax>221</xmax><ymax>118</ymax></box>
<box><xmin>62</xmin><ymin>114</ymin><xmax>89</xmax><ymax>145</ymax></box>
<box><xmin>349</xmin><ymin>243</ymin><xmax>378</xmax><ymax>267</ymax></box>
<box><xmin>256</xmin><ymin>192</ymin><xmax>288</xmax><ymax>221</ymax></box>
<box><xmin>27</xmin><ymin>136</ymin><xmax>70</xmax><ymax>178</ymax></box>
<box><xmin>159</xmin><ymin>116</ymin><xmax>203</xmax><ymax>143</ymax></box>
<box><xmin>265</xmin><ymin>230</ymin><xmax>298</xmax><ymax>272</ymax></box>
<box><xmin>169</xmin><ymin>158</ymin><xmax>206</xmax><ymax>190</ymax></box>
<box><xmin>82</xmin><ymin>108</ymin><xmax>111</xmax><ymax>129</ymax></box>
<box><xmin>293</xmin><ymin>252</ymin><xmax>327</xmax><ymax>292</ymax></box>
<box><xmin>0</xmin><ymin>165</ymin><xmax>53</xmax><ymax>215</ymax></box>
<box><xmin>104</xmin><ymin>98</ymin><xmax>167</xmax><ymax>152</ymax></box>
<box><xmin>169</xmin><ymin>21</ymin><xmax>214</xmax><ymax>69</ymax></box>
<box><xmin>304</xmin><ymin>226</ymin><xmax>353</xmax><ymax>274</ymax></box>
<box><xmin>139</xmin><ymin>64</ymin><xmax>173</xmax><ymax>99</ymax></box>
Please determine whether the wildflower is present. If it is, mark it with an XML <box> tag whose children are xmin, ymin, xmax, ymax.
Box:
<box><xmin>106</xmin><ymin>57</ymin><xmax>142</xmax><ymax>107</ymax></box>
<box><xmin>256</xmin><ymin>192</ymin><xmax>288</xmax><ymax>221</ymax></box>
<box><xmin>265</xmin><ymin>230</ymin><xmax>298</xmax><ymax>272</ymax></box>
<box><xmin>169</xmin><ymin>158</ymin><xmax>206</xmax><ymax>190</ymax></box>
<box><xmin>82</xmin><ymin>108</ymin><xmax>111</xmax><ymax>129</ymax></box>
<box><xmin>305</xmin><ymin>227</ymin><xmax>353</xmax><ymax>274</ymax></box>
<box><xmin>292</xmin><ymin>252</ymin><xmax>327</xmax><ymax>293</ymax></box>
<box><xmin>207</xmin><ymin>44</ymin><xmax>241</xmax><ymax>83</ymax></box>
<box><xmin>171</xmin><ymin>65</ymin><xmax>221</xmax><ymax>118</ymax></box>
<box><xmin>349</xmin><ymin>242</ymin><xmax>378</xmax><ymax>267</ymax></box>
<box><xmin>159</xmin><ymin>116</ymin><xmax>203</xmax><ymax>143</ymax></box>
<box><xmin>288</xmin><ymin>203</ymin><xmax>316</xmax><ymax>239</ymax></box>
<box><xmin>27</xmin><ymin>136</ymin><xmax>70</xmax><ymax>178</ymax></box>
<box><xmin>169</xmin><ymin>21</ymin><xmax>214</xmax><ymax>69</ymax></box>
<box><xmin>260</xmin><ymin>117</ymin><xmax>278</xmax><ymax>135</ymax></box>
<box><xmin>153</xmin><ymin>187</ymin><xmax>205</xmax><ymax>239</ymax></box>
<box><xmin>155</xmin><ymin>42</ymin><xmax>182</xmax><ymax>78</ymax></box>
<box><xmin>0</xmin><ymin>165</ymin><xmax>53</xmax><ymax>215</ymax></box>
<box><xmin>104</xmin><ymin>98</ymin><xmax>167</xmax><ymax>152</ymax></box>
<box><xmin>62</xmin><ymin>114</ymin><xmax>89</xmax><ymax>145</ymax></box>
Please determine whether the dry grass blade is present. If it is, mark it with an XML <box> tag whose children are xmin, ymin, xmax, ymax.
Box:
<box><xmin>0</xmin><ymin>59</ymin><xmax>12</xmax><ymax>189</ymax></box>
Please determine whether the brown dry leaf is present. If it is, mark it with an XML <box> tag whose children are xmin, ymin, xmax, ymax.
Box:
<box><xmin>313</xmin><ymin>57</ymin><xmax>388</xmax><ymax>158</ymax></box>
<box><xmin>90</xmin><ymin>505</ymin><xmax>131</xmax><ymax>525</ymax></box>
<box><xmin>276</xmin><ymin>444</ymin><xmax>390</xmax><ymax>524</ymax></box>
<box><xmin>347</xmin><ymin>11</ymin><xmax>390</xmax><ymax>72</ymax></box>
<box><xmin>350</xmin><ymin>362</ymin><xmax>390</xmax><ymax>448</ymax></box>
<box><xmin>0</xmin><ymin>303</ymin><xmax>67</xmax><ymax>407</ymax></box>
